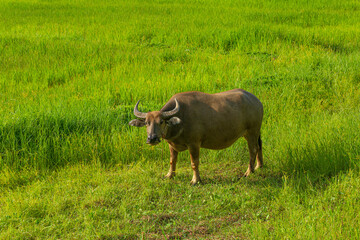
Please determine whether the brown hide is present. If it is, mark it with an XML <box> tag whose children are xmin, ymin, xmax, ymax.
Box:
<box><xmin>129</xmin><ymin>89</ymin><xmax>264</xmax><ymax>185</ymax></box>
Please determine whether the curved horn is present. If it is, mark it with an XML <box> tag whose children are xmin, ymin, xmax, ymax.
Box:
<box><xmin>161</xmin><ymin>98</ymin><xmax>180</xmax><ymax>119</ymax></box>
<box><xmin>133</xmin><ymin>100</ymin><xmax>147</xmax><ymax>119</ymax></box>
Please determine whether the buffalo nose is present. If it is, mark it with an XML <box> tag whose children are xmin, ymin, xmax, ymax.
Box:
<box><xmin>147</xmin><ymin>135</ymin><xmax>160</xmax><ymax>144</ymax></box>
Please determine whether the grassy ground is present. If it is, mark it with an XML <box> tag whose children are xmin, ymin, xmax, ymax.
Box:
<box><xmin>1</xmin><ymin>0</ymin><xmax>360</xmax><ymax>238</ymax></box>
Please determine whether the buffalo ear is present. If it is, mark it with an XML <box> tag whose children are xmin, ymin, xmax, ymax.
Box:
<box><xmin>129</xmin><ymin>119</ymin><xmax>145</xmax><ymax>127</ymax></box>
<box><xmin>167</xmin><ymin>117</ymin><xmax>181</xmax><ymax>126</ymax></box>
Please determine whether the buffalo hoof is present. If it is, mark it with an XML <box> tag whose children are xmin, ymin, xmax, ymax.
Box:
<box><xmin>190</xmin><ymin>178</ymin><xmax>201</xmax><ymax>186</ymax></box>
<box><xmin>243</xmin><ymin>169</ymin><xmax>254</xmax><ymax>177</ymax></box>
<box><xmin>164</xmin><ymin>172</ymin><xmax>176</xmax><ymax>179</ymax></box>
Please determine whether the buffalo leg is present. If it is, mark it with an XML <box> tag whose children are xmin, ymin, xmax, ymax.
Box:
<box><xmin>165</xmin><ymin>145</ymin><xmax>178</xmax><ymax>179</ymax></box>
<box><xmin>255</xmin><ymin>135</ymin><xmax>263</xmax><ymax>169</ymax></box>
<box><xmin>189</xmin><ymin>146</ymin><xmax>201</xmax><ymax>185</ymax></box>
<box><xmin>244</xmin><ymin>134</ymin><xmax>260</xmax><ymax>177</ymax></box>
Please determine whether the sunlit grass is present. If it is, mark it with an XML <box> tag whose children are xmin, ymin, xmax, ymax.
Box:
<box><xmin>0</xmin><ymin>0</ymin><xmax>360</xmax><ymax>238</ymax></box>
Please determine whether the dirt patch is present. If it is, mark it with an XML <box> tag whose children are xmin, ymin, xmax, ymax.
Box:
<box><xmin>140</xmin><ymin>213</ymin><xmax>247</xmax><ymax>239</ymax></box>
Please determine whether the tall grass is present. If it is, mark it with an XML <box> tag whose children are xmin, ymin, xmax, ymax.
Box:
<box><xmin>1</xmin><ymin>0</ymin><xmax>359</xmax><ymax>187</ymax></box>
<box><xmin>0</xmin><ymin>0</ymin><xmax>360</xmax><ymax>238</ymax></box>
<box><xmin>1</xmin><ymin>0</ymin><xmax>359</xmax><ymax>184</ymax></box>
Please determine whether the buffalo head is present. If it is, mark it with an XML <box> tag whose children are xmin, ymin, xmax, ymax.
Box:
<box><xmin>129</xmin><ymin>99</ymin><xmax>181</xmax><ymax>145</ymax></box>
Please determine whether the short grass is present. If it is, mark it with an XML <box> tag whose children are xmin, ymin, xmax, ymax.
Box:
<box><xmin>1</xmin><ymin>0</ymin><xmax>360</xmax><ymax>238</ymax></box>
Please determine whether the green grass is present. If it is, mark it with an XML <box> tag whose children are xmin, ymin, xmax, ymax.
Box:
<box><xmin>1</xmin><ymin>0</ymin><xmax>360</xmax><ymax>238</ymax></box>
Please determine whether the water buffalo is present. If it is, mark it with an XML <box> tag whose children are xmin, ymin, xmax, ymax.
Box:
<box><xmin>129</xmin><ymin>89</ymin><xmax>263</xmax><ymax>185</ymax></box>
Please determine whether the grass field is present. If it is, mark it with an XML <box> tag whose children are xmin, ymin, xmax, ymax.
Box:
<box><xmin>1</xmin><ymin>0</ymin><xmax>360</xmax><ymax>238</ymax></box>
